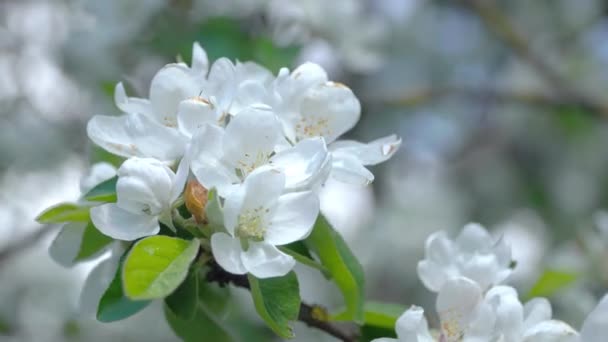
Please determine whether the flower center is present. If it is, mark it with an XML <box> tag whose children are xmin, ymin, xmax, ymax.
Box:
<box><xmin>237</xmin><ymin>151</ymin><xmax>270</xmax><ymax>177</ymax></box>
<box><xmin>295</xmin><ymin>117</ymin><xmax>331</xmax><ymax>139</ymax></box>
<box><xmin>236</xmin><ymin>207</ymin><xmax>268</xmax><ymax>241</ymax></box>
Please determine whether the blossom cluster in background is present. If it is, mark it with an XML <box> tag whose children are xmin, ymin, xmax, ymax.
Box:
<box><xmin>374</xmin><ymin>224</ymin><xmax>608</xmax><ymax>341</ymax></box>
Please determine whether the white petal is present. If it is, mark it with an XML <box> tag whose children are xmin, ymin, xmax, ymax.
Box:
<box><xmin>523</xmin><ymin>320</ymin><xmax>579</xmax><ymax>342</ymax></box>
<box><xmin>329</xmin><ymin>134</ymin><xmax>401</xmax><ymax>166</ymax></box>
<box><xmin>330</xmin><ymin>153</ymin><xmax>374</xmax><ymax>185</ymax></box>
<box><xmin>460</xmin><ymin>254</ymin><xmax>502</xmax><ymax>291</ymax></box>
<box><xmin>231</xmin><ymin>80</ymin><xmax>269</xmax><ymax>114</ymax></box>
<box><xmin>80</xmin><ymin>162</ymin><xmax>117</xmax><ymax>194</ymax></box>
<box><xmin>241</xmin><ymin>242</ymin><xmax>295</xmax><ymax>278</ymax></box>
<box><xmin>270</xmin><ymin>137</ymin><xmax>331</xmax><ymax>191</ymax></box>
<box><xmin>211</xmin><ymin>233</ymin><xmax>247</xmax><ymax>275</ymax></box>
<box><xmin>297</xmin><ymin>81</ymin><xmax>361</xmax><ymax>143</ymax></box>
<box><xmin>114</xmin><ymin>82</ymin><xmax>153</xmax><ymax>116</ymax></box>
<box><xmin>90</xmin><ymin>203</ymin><xmax>159</xmax><ymax>241</ymax></box>
<box><xmin>222</xmin><ymin>105</ymin><xmax>281</xmax><ymax>173</ymax></box>
<box><xmin>436</xmin><ymin>277</ymin><xmax>482</xmax><ymax>341</ymax></box>
<box><xmin>236</xmin><ymin>61</ymin><xmax>274</xmax><ymax>84</ymax></box>
<box><xmin>222</xmin><ymin>182</ymin><xmax>245</xmax><ymax>236</ymax></box>
<box><xmin>149</xmin><ymin>64</ymin><xmax>200</xmax><ymax>125</ymax></box>
<box><xmin>170</xmin><ymin>150</ymin><xmax>191</xmax><ymax>204</ymax></box>
<box><xmin>456</xmin><ymin>223</ymin><xmax>493</xmax><ymax>253</ymax></box>
<box><xmin>580</xmin><ymin>294</ymin><xmax>608</xmax><ymax>342</ymax></box>
<box><xmin>87</xmin><ymin>113</ymin><xmax>186</xmax><ymax>162</ymax></box>
<box><xmin>79</xmin><ymin>251</ymin><xmax>121</xmax><ymax>318</ymax></box>
<box><xmin>287</xmin><ymin>62</ymin><xmax>328</xmax><ymax>95</ymax></box>
<box><xmin>485</xmin><ymin>286</ymin><xmax>524</xmax><ymax>341</ymax></box>
<box><xmin>116</xmin><ymin>157</ymin><xmax>175</xmax><ymax>215</ymax></box>
<box><xmin>394</xmin><ymin>306</ymin><xmax>434</xmax><ymax>342</ymax></box>
<box><xmin>207</xmin><ymin>57</ymin><xmax>237</xmax><ymax>112</ymax></box>
<box><xmin>191</xmin><ymin>42</ymin><xmax>209</xmax><ymax>76</ymax></box>
<box><xmin>265</xmin><ymin>191</ymin><xmax>319</xmax><ymax>246</ymax></box>
<box><xmin>176</xmin><ymin>98</ymin><xmax>219</xmax><ymax>138</ymax></box>
<box><xmin>524</xmin><ymin>298</ymin><xmax>553</xmax><ymax>331</ymax></box>
<box><xmin>190</xmin><ymin>124</ymin><xmax>239</xmax><ymax>197</ymax></box>
<box><xmin>240</xmin><ymin>166</ymin><xmax>285</xmax><ymax>214</ymax></box>
<box><xmin>48</xmin><ymin>222</ymin><xmax>86</xmax><ymax>267</ymax></box>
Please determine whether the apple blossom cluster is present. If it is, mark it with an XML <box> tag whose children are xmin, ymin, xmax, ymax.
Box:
<box><xmin>85</xmin><ymin>42</ymin><xmax>401</xmax><ymax>279</ymax></box>
<box><xmin>374</xmin><ymin>224</ymin><xmax>608</xmax><ymax>342</ymax></box>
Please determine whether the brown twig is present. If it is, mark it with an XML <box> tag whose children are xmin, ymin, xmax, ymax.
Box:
<box><xmin>460</xmin><ymin>0</ymin><xmax>608</xmax><ymax>117</ymax></box>
<box><xmin>205</xmin><ymin>262</ymin><xmax>358</xmax><ymax>342</ymax></box>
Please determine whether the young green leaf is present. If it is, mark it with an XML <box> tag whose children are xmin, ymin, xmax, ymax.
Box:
<box><xmin>36</xmin><ymin>203</ymin><xmax>90</xmax><ymax>224</ymax></box>
<box><xmin>527</xmin><ymin>269</ymin><xmax>578</xmax><ymax>299</ymax></box>
<box><xmin>165</xmin><ymin>268</ymin><xmax>199</xmax><ymax>321</ymax></box>
<box><xmin>305</xmin><ymin>215</ymin><xmax>365</xmax><ymax>323</ymax></box>
<box><xmin>164</xmin><ymin>303</ymin><xmax>234</xmax><ymax>342</ymax></box>
<box><xmin>75</xmin><ymin>221</ymin><xmax>113</xmax><ymax>261</ymax></box>
<box><xmin>248</xmin><ymin>272</ymin><xmax>300</xmax><ymax>339</ymax></box>
<box><xmin>97</xmin><ymin>261</ymin><xmax>151</xmax><ymax>322</ymax></box>
<box><xmin>122</xmin><ymin>236</ymin><xmax>200</xmax><ymax>300</ymax></box>
<box><xmin>84</xmin><ymin>176</ymin><xmax>118</xmax><ymax>202</ymax></box>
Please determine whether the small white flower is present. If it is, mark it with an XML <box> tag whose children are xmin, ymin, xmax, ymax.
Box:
<box><xmin>87</xmin><ymin>42</ymin><xmax>207</xmax><ymax>162</ymax></box>
<box><xmin>417</xmin><ymin>223</ymin><xmax>512</xmax><ymax>293</ymax></box>
<box><xmin>90</xmin><ymin>157</ymin><xmax>188</xmax><ymax>241</ymax></box>
<box><xmin>578</xmin><ymin>294</ymin><xmax>608</xmax><ymax>342</ymax></box>
<box><xmin>190</xmin><ymin>105</ymin><xmax>330</xmax><ymax>196</ymax></box>
<box><xmin>210</xmin><ymin>166</ymin><xmax>319</xmax><ymax>278</ymax></box>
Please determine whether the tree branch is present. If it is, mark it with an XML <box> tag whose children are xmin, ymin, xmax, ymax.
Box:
<box><xmin>205</xmin><ymin>262</ymin><xmax>358</xmax><ymax>342</ymax></box>
<box><xmin>461</xmin><ymin>0</ymin><xmax>608</xmax><ymax>117</ymax></box>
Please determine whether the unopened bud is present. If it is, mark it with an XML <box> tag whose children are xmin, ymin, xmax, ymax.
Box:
<box><xmin>185</xmin><ymin>180</ymin><xmax>208</xmax><ymax>224</ymax></box>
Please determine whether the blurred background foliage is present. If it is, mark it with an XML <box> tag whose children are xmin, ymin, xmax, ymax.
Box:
<box><xmin>2</xmin><ymin>0</ymin><xmax>608</xmax><ymax>340</ymax></box>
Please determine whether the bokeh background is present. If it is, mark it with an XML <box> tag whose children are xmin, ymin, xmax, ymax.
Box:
<box><xmin>2</xmin><ymin>0</ymin><xmax>608</xmax><ymax>340</ymax></box>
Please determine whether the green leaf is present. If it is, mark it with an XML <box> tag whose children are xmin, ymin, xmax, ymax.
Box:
<box><xmin>165</xmin><ymin>268</ymin><xmax>199</xmax><ymax>321</ymax></box>
<box><xmin>75</xmin><ymin>221</ymin><xmax>113</xmax><ymax>261</ymax></box>
<box><xmin>198</xmin><ymin>274</ymin><xmax>231</xmax><ymax>316</ymax></box>
<box><xmin>122</xmin><ymin>236</ymin><xmax>200</xmax><ymax>300</ymax></box>
<box><xmin>305</xmin><ymin>215</ymin><xmax>365</xmax><ymax>323</ymax></box>
<box><xmin>97</xmin><ymin>261</ymin><xmax>151</xmax><ymax>322</ymax></box>
<box><xmin>84</xmin><ymin>176</ymin><xmax>118</xmax><ymax>202</ymax></box>
<box><xmin>527</xmin><ymin>269</ymin><xmax>578</xmax><ymax>299</ymax></box>
<box><xmin>36</xmin><ymin>203</ymin><xmax>90</xmax><ymax>224</ymax></box>
<box><xmin>363</xmin><ymin>302</ymin><xmax>407</xmax><ymax>329</ymax></box>
<box><xmin>164</xmin><ymin>303</ymin><xmax>234</xmax><ymax>342</ymax></box>
<box><xmin>248</xmin><ymin>272</ymin><xmax>301</xmax><ymax>339</ymax></box>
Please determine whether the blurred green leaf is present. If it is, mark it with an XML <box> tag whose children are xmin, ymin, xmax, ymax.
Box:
<box><xmin>164</xmin><ymin>303</ymin><xmax>234</xmax><ymax>342</ymax></box>
<box><xmin>36</xmin><ymin>203</ymin><xmax>90</xmax><ymax>224</ymax></box>
<box><xmin>97</xmin><ymin>260</ymin><xmax>151</xmax><ymax>322</ymax></box>
<box><xmin>75</xmin><ymin>221</ymin><xmax>113</xmax><ymax>261</ymax></box>
<box><xmin>248</xmin><ymin>272</ymin><xmax>300</xmax><ymax>339</ymax></box>
<box><xmin>165</xmin><ymin>268</ymin><xmax>199</xmax><ymax>321</ymax></box>
<box><xmin>527</xmin><ymin>269</ymin><xmax>578</xmax><ymax>299</ymax></box>
<box><xmin>251</xmin><ymin>37</ymin><xmax>299</xmax><ymax>74</ymax></box>
<box><xmin>123</xmin><ymin>236</ymin><xmax>200</xmax><ymax>300</ymax></box>
<box><xmin>84</xmin><ymin>176</ymin><xmax>118</xmax><ymax>203</ymax></box>
<box><xmin>305</xmin><ymin>215</ymin><xmax>365</xmax><ymax>323</ymax></box>
<box><xmin>198</xmin><ymin>272</ymin><xmax>231</xmax><ymax>316</ymax></box>
<box><xmin>89</xmin><ymin>146</ymin><xmax>124</xmax><ymax>168</ymax></box>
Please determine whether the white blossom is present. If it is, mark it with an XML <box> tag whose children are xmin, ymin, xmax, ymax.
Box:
<box><xmin>90</xmin><ymin>157</ymin><xmax>188</xmax><ymax>241</ymax></box>
<box><xmin>417</xmin><ymin>223</ymin><xmax>512</xmax><ymax>293</ymax></box>
<box><xmin>210</xmin><ymin>166</ymin><xmax>319</xmax><ymax>278</ymax></box>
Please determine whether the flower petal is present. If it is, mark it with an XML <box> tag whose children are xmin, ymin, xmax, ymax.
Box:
<box><xmin>524</xmin><ymin>298</ymin><xmax>553</xmax><ymax>331</ymax></box>
<box><xmin>211</xmin><ymin>233</ymin><xmax>247</xmax><ymax>275</ymax></box>
<box><xmin>90</xmin><ymin>203</ymin><xmax>159</xmax><ymax>241</ymax></box>
<box><xmin>485</xmin><ymin>286</ymin><xmax>524</xmax><ymax>341</ymax></box>
<box><xmin>191</xmin><ymin>42</ymin><xmax>209</xmax><ymax>77</ymax></box>
<box><xmin>394</xmin><ymin>306</ymin><xmax>434</xmax><ymax>342</ymax></box>
<box><xmin>207</xmin><ymin>57</ymin><xmax>237</xmax><ymax>112</ymax></box>
<box><xmin>297</xmin><ymin>81</ymin><xmax>361</xmax><ymax>143</ymax></box>
<box><xmin>241</xmin><ymin>242</ymin><xmax>295</xmax><ymax>278</ymax></box>
<box><xmin>580</xmin><ymin>294</ymin><xmax>608</xmax><ymax>342</ymax></box>
<box><xmin>270</xmin><ymin>137</ymin><xmax>331</xmax><ymax>191</ymax></box>
<box><xmin>455</xmin><ymin>223</ymin><xmax>493</xmax><ymax>253</ymax></box>
<box><xmin>114</xmin><ymin>82</ymin><xmax>153</xmax><ymax>116</ymax></box>
<box><xmin>87</xmin><ymin>113</ymin><xmax>186</xmax><ymax>162</ymax></box>
<box><xmin>222</xmin><ymin>105</ymin><xmax>281</xmax><ymax>173</ymax></box>
<box><xmin>149</xmin><ymin>64</ymin><xmax>200</xmax><ymax>125</ymax></box>
<box><xmin>330</xmin><ymin>134</ymin><xmax>401</xmax><ymax>166</ymax></box>
<box><xmin>265</xmin><ymin>191</ymin><xmax>319</xmax><ymax>246</ymax></box>
<box><xmin>523</xmin><ymin>320</ymin><xmax>579</xmax><ymax>342</ymax></box>
<box><xmin>190</xmin><ymin>124</ymin><xmax>240</xmax><ymax>197</ymax></box>
<box><xmin>330</xmin><ymin>153</ymin><xmax>374</xmax><ymax>186</ymax></box>
<box><xmin>177</xmin><ymin>98</ymin><xmax>219</xmax><ymax>138</ymax></box>
<box><xmin>116</xmin><ymin>157</ymin><xmax>175</xmax><ymax>215</ymax></box>
<box><xmin>436</xmin><ymin>277</ymin><xmax>482</xmax><ymax>341</ymax></box>
<box><xmin>79</xmin><ymin>245</ymin><xmax>123</xmax><ymax>317</ymax></box>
